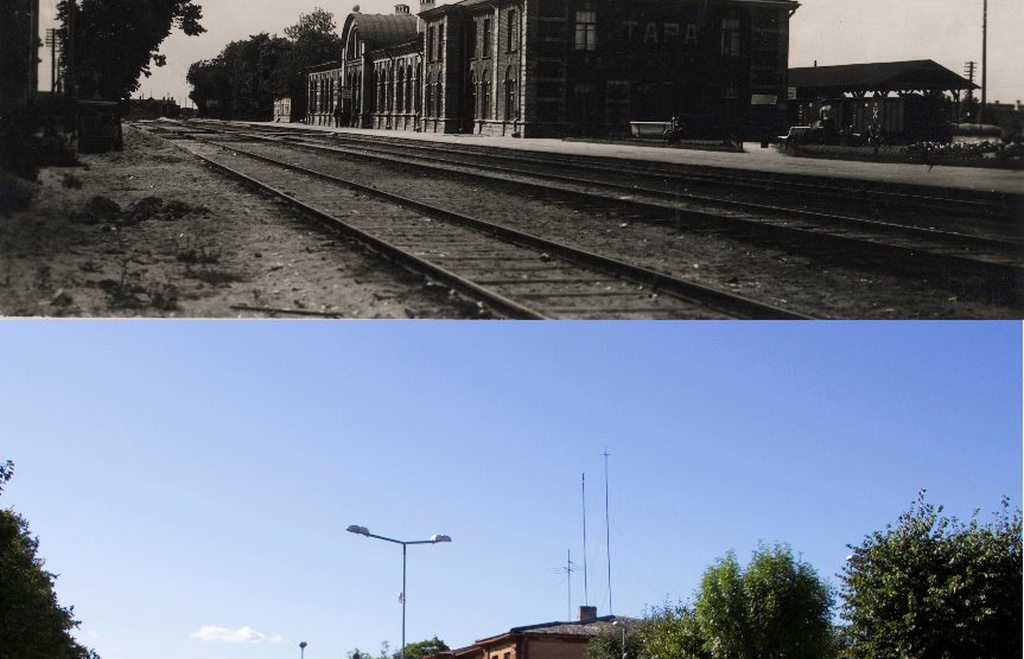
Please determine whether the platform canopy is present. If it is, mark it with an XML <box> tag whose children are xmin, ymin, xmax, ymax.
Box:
<box><xmin>788</xmin><ymin>60</ymin><xmax>978</xmax><ymax>96</ymax></box>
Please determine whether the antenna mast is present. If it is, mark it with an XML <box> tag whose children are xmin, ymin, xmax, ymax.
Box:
<box><xmin>582</xmin><ymin>472</ymin><xmax>590</xmax><ymax>606</ymax></box>
<box><xmin>567</xmin><ymin>549</ymin><xmax>573</xmax><ymax>620</ymax></box>
<box><xmin>604</xmin><ymin>449</ymin><xmax>613</xmax><ymax>615</ymax></box>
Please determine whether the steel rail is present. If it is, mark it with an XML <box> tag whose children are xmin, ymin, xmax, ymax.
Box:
<box><xmin>224</xmin><ymin>132</ymin><xmax>1023</xmax><ymax>306</ymax></box>
<box><xmin>186</xmin><ymin>136</ymin><xmax>811</xmax><ymax>319</ymax></box>
<box><xmin>296</xmin><ymin>134</ymin><xmax>1024</xmax><ymax>254</ymax></box>
<box><xmin>280</xmin><ymin>132</ymin><xmax>1022</xmax><ymax>255</ymax></box>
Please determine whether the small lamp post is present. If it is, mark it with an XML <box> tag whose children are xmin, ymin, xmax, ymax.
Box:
<box><xmin>612</xmin><ymin>621</ymin><xmax>627</xmax><ymax>659</ymax></box>
<box><xmin>300</xmin><ymin>641</ymin><xmax>308</xmax><ymax>659</ymax></box>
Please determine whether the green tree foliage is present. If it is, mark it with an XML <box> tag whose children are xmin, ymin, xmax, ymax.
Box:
<box><xmin>57</xmin><ymin>0</ymin><xmax>205</xmax><ymax>100</ymax></box>
<box><xmin>839</xmin><ymin>492</ymin><xmax>1022</xmax><ymax>659</ymax></box>
<box><xmin>0</xmin><ymin>461</ymin><xmax>99</xmax><ymax>659</ymax></box>
<box><xmin>403</xmin><ymin>636</ymin><xmax>450</xmax><ymax>659</ymax></box>
<box><xmin>588</xmin><ymin>607</ymin><xmax>698</xmax><ymax>659</ymax></box>
<box><xmin>693</xmin><ymin>544</ymin><xmax>835</xmax><ymax>659</ymax></box>
<box><xmin>588</xmin><ymin>547</ymin><xmax>832</xmax><ymax>659</ymax></box>
<box><xmin>346</xmin><ymin>637</ymin><xmax>449</xmax><ymax>659</ymax></box>
<box><xmin>639</xmin><ymin>603</ymin><xmax>709</xmax><ymax>659</ymax></box>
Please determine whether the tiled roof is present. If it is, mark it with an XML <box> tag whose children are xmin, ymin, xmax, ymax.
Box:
<box><xmin>788</xmin><ymin>60</ymin><xmax>977</xmax><ymax>93</ymax></box>
<box><xmin>471</xmin><ymin>615</ymin><xmax>628</xmax><ymax>645</ymax></box>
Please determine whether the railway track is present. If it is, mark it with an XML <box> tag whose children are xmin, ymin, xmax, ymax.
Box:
<box><xmin>272</xmin><ymin>129</ymin><xmax>1023</xmax><ymax>277</ymax></box>
<box><xmin>166</xmin><ymin>135</ymin><xmax>807</xmax><ymax>319</ymax></box>
<box><xmin>158</xmin><ymin>121</ymin><xmax>1022</xmax><ymax>307</ymax></box>
<box><xmin>138</xmin><ymin>120</ymin><xmax>1022</xmax><ymax>316</ymax></box>
<box><xmin>205</xmin><ymin>120</ymin><xmax>1022</xmax><ymax>233</ymax></box>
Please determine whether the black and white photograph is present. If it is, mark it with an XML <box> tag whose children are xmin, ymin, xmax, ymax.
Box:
<box><xmin>1</xmin><ymin>0</ymin><xmax>1021</xmax><ymax>318</ymax></box>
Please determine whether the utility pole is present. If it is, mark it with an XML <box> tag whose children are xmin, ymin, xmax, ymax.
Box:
<box><xmin>979</xmin><ymin>0</ymin><xmax>987</xmax><ymax>122</ymax></box>
<box><xmin>45</xmin><ymin>28</ymin><xmax>59</xmax><ymax>93</ymax></box>
<box><xmin>964</xmin><ymin>61</ymin><xmax>976</xmax><ymax>121</ymax></box>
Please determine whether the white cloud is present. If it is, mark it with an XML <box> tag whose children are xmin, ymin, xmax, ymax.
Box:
<box><xmin>190</xmin><ymin>625</ymin><xmax>284</xmax><ymax>644</ymax></box>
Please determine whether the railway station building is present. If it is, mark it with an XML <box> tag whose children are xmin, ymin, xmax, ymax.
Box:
<box><xmin>310</xmin><ymin>0</ymin><xmax>800</xmax><ymax>139</ymax></box>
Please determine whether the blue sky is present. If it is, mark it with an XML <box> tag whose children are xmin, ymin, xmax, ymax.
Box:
<box><xmin>2</xmin><ymin>321</ymin><xmax>1020</xmax><ymax>659</ymax></box>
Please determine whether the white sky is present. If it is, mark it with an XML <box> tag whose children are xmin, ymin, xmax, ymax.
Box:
<box><xmin>37</xmin><ymin>0</ymin><xmax>1023</xmax><ymax>108</ymax></box>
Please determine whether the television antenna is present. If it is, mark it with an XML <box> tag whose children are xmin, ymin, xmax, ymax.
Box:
<box><xmin>549</xmin><ymin>549</ymin><xmax>578</xmax><ymax>620</ymax></box>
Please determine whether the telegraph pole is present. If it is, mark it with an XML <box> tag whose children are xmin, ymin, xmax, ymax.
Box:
<box><xmin>45</xmin><ymin>28</ymin><xmax>59</xmax><ymax>93</ymax></box>
<box><xmin>979</xmin><ymin>0</ymin><xmax>987</xmax><ymax>121</ymax></box>
<box><xmin>963</xmin><ymin>61</ymin><xmax>976</xmax><ymax>121</ymax></box>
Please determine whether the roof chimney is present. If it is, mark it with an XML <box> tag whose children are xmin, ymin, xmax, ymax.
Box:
<box><xmin>578</xmin><ymin>605</ymin><xmax>598</xmax><ymax>622</ymax></box>
<box><xmin>394</xmin><ymin>4</ymin><xmax>410</xmax><ymax>13</ymax></box>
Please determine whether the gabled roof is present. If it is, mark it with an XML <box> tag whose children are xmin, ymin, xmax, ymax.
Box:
<box><xmin>342</xmin><ymin>12</ymin><xmax>418</xmax><ymax>50</ymax></box>
<box><xmin>788</xmin><ymin>60</ymin><xmax>977</xmax><ymax>93</ymax></box>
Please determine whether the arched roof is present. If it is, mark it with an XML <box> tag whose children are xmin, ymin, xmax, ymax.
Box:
<box><xmin>341</xmin><ymin>12</ymin><xmax>418</xmax><ymax>52</ymax></box>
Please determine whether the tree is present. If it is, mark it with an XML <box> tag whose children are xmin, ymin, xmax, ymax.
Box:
<box><xmin>638</xmin><ymin>603</ymin><xmax>709</xmax><ymax>659</ymax></box>
<box><xmin>281</xmin><ymin>8</ymin><xmax>343</xmax><ymax>120</ymax></box>
<box><xmin>403</xmin><ymin>636</ymin><xmax>450</xmax><ymax>659</ymax></box>
<box><xmin>57</xmin><ymin>0</ymin><xmax>205</xmax><ymax>100</ymax></box>
<box><xmin>694</xmin><ymin>544</ymin><xmax>834</xmax><ymax>659</ymax></box>
<box><xmin>839</xmin><ymin>492</ymin><xmax>1022</xmax><ymax>659</ymax></box>
<box><xmin>186</xmin><ymin>57</ymin><xmax>231</xmax><ymax>117</ymax></box>
<box><xmin>588</xmin><ymin>605</ymin><xmax>704</xmax><ymax>659</ymax></box>
<box><xmin>0</xmin><ymin>460</ymin><xmax>99</xmax><ymax>659</ymax></box>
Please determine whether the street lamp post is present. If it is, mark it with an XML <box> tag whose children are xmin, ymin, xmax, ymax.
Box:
<box><xmin>300</xmin><ymin>641</ymin><xmax>308</xmax><ymax>659</ymax></box>
<box><xmin>347</xmin><ymin>525</ymin><xmax>452</xmax><ymax>659</ymax></box>
<box><xmin>612</xmin><ymin>621</ymin><xmax>627</xmax><ymax>659</ymax></box>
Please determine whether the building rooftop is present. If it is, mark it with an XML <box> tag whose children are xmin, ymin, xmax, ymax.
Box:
<box><xmin>344</xmin><ymin>12</ymin><xmax>419</xmax><ymax>50</ymax></box>
<box><xmin>789</xmin><ymin>60</ymin><xmax>977</xmax><ymax>94</ymax></box>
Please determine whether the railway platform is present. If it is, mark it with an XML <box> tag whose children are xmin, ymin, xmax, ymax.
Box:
<box><xmin>256</xmin><ymin>121</ymin><xmax>1023</xmax><ymax>198</ymax></box>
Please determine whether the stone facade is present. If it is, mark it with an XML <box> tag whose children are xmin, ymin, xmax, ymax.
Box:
<box><xmin>314</xmin><ymin>0</ymin><xmax>799</xmax><ymax>138</ymax></box>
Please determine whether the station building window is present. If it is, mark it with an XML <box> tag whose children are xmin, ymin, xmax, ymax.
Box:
<box><xmin>480</xmin><ymin>70</ymin><xmax>491</xmax><ymax>119</ymax></box>
<box><xmin>574</xmin><ymin>11</ymin><xmax>597</xmax><ymax>51</ymax></box>
<box><xmin>425</xmin><ymin>73</ymin><xmax>434</xmax><ymax>116</ymax></box>
<box><xmin>482</xmin><ymin>18</ymin><xmax>492</xmax><ymax>57</ymax></box>
<box><xmin>504</xmin><ymin>66</ymin><xmax>516</xmax><ymax>120</ymax></box>
<box><xmin>721</xmin><ymin>17</ymin><xmax>742</xmax><ymax>57</ymax></box>
<box><xmin>396</xmin><ymin>67</ymin><xmax>404</xmax><ymax>112</ymax></box>
<box><xmin>507</xmin><ymin>10</ymin><xmax>518</xmax><ymax>51</ymax></box>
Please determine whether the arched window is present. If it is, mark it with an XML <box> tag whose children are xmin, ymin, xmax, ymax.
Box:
<box><xmin>469</xmin><ymin>71</ymin><xmax>478</xmax><ymax>120</ymax></box>
<box><xmin>504</xmin><ymin>66</ymin><xmax>516</xmax><ymax>121</ymax></box>
<box><xmin>396</xmin><ymin>65</ymin><xmax>405</xmax><ymax>113</ymax></box>
<box><xmin>425</xmin><ymin>73</ymin><xmax>434</xmax><ymax>117</ymax></box>
<box><xmin>480</xmin><ymin>69</ymin><xmax>491</xmax><ymax>119</ymax></box>
<box><xmin>405</xmin><ymin>64</ymin><xmax>414</xmax><ymax>113</ymax></box>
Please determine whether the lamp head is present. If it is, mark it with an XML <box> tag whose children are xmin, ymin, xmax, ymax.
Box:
<box><xmin>430</xmin><ymin>534</ymin><xmax>452</xmax><ymax>543</ymax></box>
<box><xmin>347</xmin><ymin>525</ymin><xmax>370</xmax><ymax>536</ymax></box>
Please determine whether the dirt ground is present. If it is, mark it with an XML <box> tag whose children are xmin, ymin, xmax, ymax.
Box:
<box><xmin>0</xmin><ymin>127</ymin><xmax>483</xmax><ymax>319</ymax></box>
